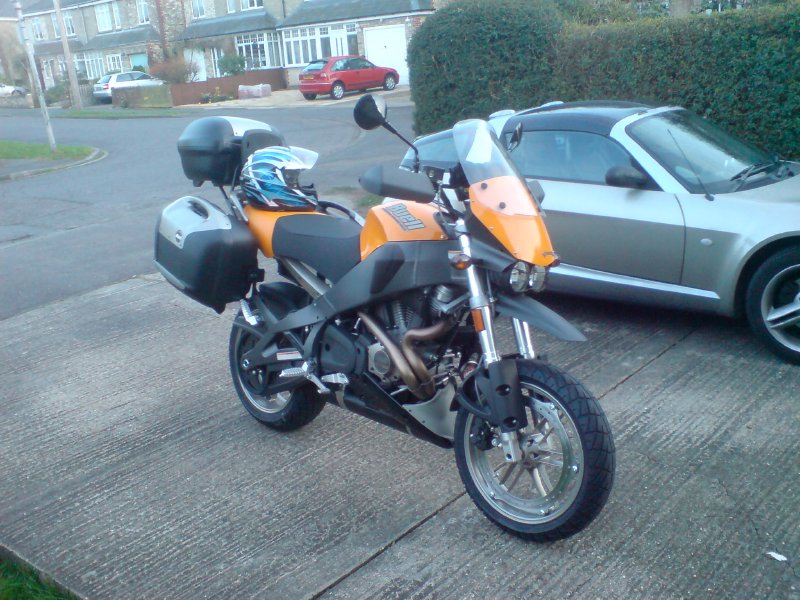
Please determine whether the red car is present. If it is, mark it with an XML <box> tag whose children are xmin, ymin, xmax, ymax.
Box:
<box><xmin>299</xmin><ymin>56</ymin><xmax>399</xmax><ymax>101</ymax></box>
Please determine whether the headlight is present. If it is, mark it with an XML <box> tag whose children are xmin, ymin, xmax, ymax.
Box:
<box><xmin>528</xmin><ymin>265</ymin><xmax>548</xmax><ymax>292</ymax></box>
<box><xmin>508</xmin><ymin>261</ymin><xmax>531</xmax><ymax>293</ymax></box>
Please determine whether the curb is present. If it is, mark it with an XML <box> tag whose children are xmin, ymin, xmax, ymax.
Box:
<box><xmin>0</xmin><ymin>147</ymin><xmax>108</xmax><ymax>182</ymax></box>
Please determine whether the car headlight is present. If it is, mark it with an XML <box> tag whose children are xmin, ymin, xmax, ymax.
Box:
<box><xmin>508</xmin><ymin>261</ymin><xmax>532</xmax><ymax>293</ymax></box>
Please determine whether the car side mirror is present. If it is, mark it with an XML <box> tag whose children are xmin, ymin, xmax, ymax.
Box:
<box><xmin>354</xmin><ymin>94</ymin><xmax>387</xmax><ymax>130</ymax></box>
<box><xmin>606</xmin><ymin>165</ymin><xmax>649</xmax><ymax>189</ymax></box>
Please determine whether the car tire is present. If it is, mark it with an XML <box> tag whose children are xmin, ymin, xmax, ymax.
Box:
<box><xmin>383</xmin><ymin>75</ymin><xmax>397</xmax><ymax>90</ymax></box>
<box><xmin>302</xmin><ymin>93</ymin><xmax>317</xmax><ymax>100</ymax></box>
<box><xmin>745</xmin><ymin>246</ymin><xmax>800</xmax><ymax>363</ymax></box>
<box><xmin>11</xmin><ymin>89</ymin><xmax>22</xmax><ymax>96</ymax></box>
<box><xmin>330</xmin><ymin>82</ymin><xmax>345</xmax><ymax>100</ymax></box>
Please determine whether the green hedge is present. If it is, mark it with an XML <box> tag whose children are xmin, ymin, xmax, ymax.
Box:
<box><xmin>408</xmin><ymin>0</ymin><xmax>564</xmax><ymax>134</ymax></box>
<box><xmin>408</xmin><ymin>1</ymin><xmax>800</xmax><ymax>158</ymax></box>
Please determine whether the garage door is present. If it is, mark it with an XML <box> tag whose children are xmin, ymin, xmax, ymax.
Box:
<box><xmin>363</xmin><ymin>24</ymin><xmax>408</xmax><ymax>87</ymax></box>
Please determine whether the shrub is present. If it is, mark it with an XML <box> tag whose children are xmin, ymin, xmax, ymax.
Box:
<box><xmin>408</xmin><ymin>0</ymin><xmax>564</xmax><ymax>134</ymax></box>
<box><xmin>409</xmin><ymin>1</ymin><xmax>800</xmax><ymax>157</ymax></box>
<box><xmin>44</xmin><ymin>82</ymin><xmax>68</xmax><ymax>106</ymax></box>
<box><xmin>150</xmin><ymin>57</ymin><xmax>193</xmax><ymax>83</ymax></box>
<box><xmin>218</xmin><ymin>54</ymin><xmax>246</xmax><ymax>76</ymax></box>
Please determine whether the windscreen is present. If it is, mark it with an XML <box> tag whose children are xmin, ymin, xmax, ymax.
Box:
<box><xmin>452</xmin><ymin>120</ymin><xmax>537</xmax><ymax>217</ymax></box>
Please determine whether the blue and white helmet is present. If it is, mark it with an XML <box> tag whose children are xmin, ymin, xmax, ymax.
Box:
<box><xmin>240</xmin><ymin>146</ymin><xmax>319</xmax><ymax>208</ymax></box>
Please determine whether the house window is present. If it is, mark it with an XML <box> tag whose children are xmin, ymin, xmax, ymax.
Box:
<box><xmin>211</xmin><ymin>47</ymin><xmax>223</xmax><ymax>77</ymax></box>
<box><xmin>107</xmin><ymin>54</ymin><xmax>122</xmax><ymax>72</ymax></box>
<box><xmin>76</xmin><ymin>52</ymin><xmax>105</xmax><ymax>79</ymax></box>
<box><xmin>137</xmin><ymin>0</ymin><xmax>149</xmax><ymax>24</ymax></box>
<box><xmin>236</xmin><ymin>32</ymin><xmax>280</xmax><ymax>69</ymax></box>
<box><xmin>95</xmin><ymin>2</ymin><xmax>121</xmax><ymax>32</ymax></box>
<box><xmin>240</xmin><ymin>0</ymin><xmax>263</xmax><ymax>9</ymax></box>
<box><xmin>51</xmin><ymin>12</ymin><xmax>76</xmax><ymax>36</ymax></box>
<box><xmin>192</xmin><ymin>0</ymin><xmax>205</xmax><ymax>19</ymax></box>
<box><xmin>227</xmin><ymin>0</ymin><xmax>236</xmax><ymax>13</ymax></box>
<box><xmin>282</xmin><ymin>27</ymin><xmax>322</xmax><ymax>66</ymax></box>
<box><xmin>32</xmin><ymin>17</ymin><xmax>46</xmax><ymax>40</ymax></box>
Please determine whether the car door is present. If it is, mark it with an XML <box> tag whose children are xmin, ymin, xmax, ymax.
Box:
<box><xmin>113</xmin><ymin>73</ymin><xmax>134</xmax><ymax>90</ymax></box>
<box><xmin>350</xmin><ymin>57</ymin><xmax>378</xmax><ymax>87</ymax></box>
<box><xmin>330</xmin><ymin>58</ymin><xmax>352</xmax><ymax>88</ymax></box>
<box><xmin>513</xmin><ymin>129</ymin><xmax>685</xmax><ymax>284</ymax></box>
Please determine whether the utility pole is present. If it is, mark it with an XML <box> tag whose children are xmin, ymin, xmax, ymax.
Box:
<box><xmin>14</xmin><ymin>0</ymin><xmax>57</xmax><ymax>152</ymax></box>
<box><xmin>53</xmin><ymin>0</ymin><xmax>82</xmax><ymax>109</ymax></box>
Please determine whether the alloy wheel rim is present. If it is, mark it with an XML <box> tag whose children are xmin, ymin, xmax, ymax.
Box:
<box><xmin>236</xmin><ymin>331</ymin><xmax>291</xmax><ymax>414</ymax></box>
<box><xmin>464</xmin><ymin>383</ymin><xmax>584</xmax><ymax>525</ymax></box>
<box><xmin>761</xmin><ymin>263</ymin><xmax>800</xmax><ymax>353</ymax></box>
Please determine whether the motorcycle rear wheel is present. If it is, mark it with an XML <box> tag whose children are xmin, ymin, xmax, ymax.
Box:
<box><xmin>229</xmin><ymin>316</ymin><xmax>325</xmax><ymax>431</ymax></box>
<box><xmin>454</xmin><ymin>360</ymin><xmax>614</xmax><ymax>541</ymax></box>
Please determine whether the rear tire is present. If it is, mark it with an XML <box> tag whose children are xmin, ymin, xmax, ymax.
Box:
<box><xmin>330</xmin><ymin>82</ymin><xmax>345</xmax><ymax>100</ymax></box>
<box><xmin>229</xmin><ymin>315</ymin><xmax>325</xmax><ymax>431</ymax></box>
<box><xmin>454</xmin><ymin>360</ymin><xmax>614</xmax><ymax>541</ymax></box>
<box><xmin>745</xmin><ymin>246</ymin><xmax>800</xmax><ymax>363</ymax></box>
<box><xmin>302</xmin><ymin>92</ymin><xmax>317</xmax><ymax>100</ymax></box>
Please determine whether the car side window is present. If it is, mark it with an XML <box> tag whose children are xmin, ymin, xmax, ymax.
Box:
<box><xmin>116</xmin><ymin>73</ymin><xmax>133</xmax><ymax>82</ymax></box>
<box><xmin>332</xmin><ymin>59</ymin><xmax>349</xmax><ymax>71</ymax></box>
<box><xmin>514</xmin><ymin>130</ymin><xmax>637</xmax><ymax>186</ymax></box>
<box><xmin>350</xmin><ymin>58</ymin><xmax>372</xmax><ymax>69</ymax></box>
<box><xmin>133</xmin><ymin>72</ymin><xmax>151</xmax><ymax>80</ymax></box>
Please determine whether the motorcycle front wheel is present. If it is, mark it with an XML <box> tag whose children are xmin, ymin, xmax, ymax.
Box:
<box><xmin>229</xmin><ymin>316</ymin><xmax>325</xmax><ymax>431</ymax></box>
<box><xmin>454</xmin><ymin>360</ymin><xmax>614</xmax><ymax>541</ymax></box>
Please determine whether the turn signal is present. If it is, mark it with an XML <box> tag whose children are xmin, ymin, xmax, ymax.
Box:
<box><xmin>449</xmin><ymin>252</ymin><xmax>473</xmax><ymax>270</ymax></box>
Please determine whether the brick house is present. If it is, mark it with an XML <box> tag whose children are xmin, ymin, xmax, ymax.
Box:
<box><xmin>0</xmin><ymin>0</ymin><xmax>26</xmax><ymax>84</ymax></box>
<box><xmin>12</xmin><ymin>0</ymin><xmax>439</xmax><ymax>91</ymax></box>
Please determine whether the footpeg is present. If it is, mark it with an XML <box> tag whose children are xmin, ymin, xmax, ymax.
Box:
<box><xmin>240</xmin><ymin>300</ymin><xmax>261</xmax><ymax>326</ymax></box>
<box><xmin>279</xmin><ymin>367</ymin><xmax>305</xmax><ymax>379</ymax></box>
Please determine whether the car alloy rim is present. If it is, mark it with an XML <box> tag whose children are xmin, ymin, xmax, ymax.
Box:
<box><xmin>761</xmin><ymin>263</ymin><xmax>800</xmax><ymax>352</ymax></box>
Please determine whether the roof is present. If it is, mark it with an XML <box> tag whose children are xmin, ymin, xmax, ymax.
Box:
<box><xmin>33</xmin><ymin>38</ymin><xmax>85</xmax><ymax>54</ymax></box>
<box><xmin>180</xmin><ymin>11</ymin><xmax>277</xmax><ymax>40</ymax></box>
<box><xmin>0</xmin><ymin>1</ymin><xmax>16</xmax><ymax>19</ymax></box>
<box><xmin>507</xmin><ymin>101</ymin><xmax>654</xmax><ymax>136</ymax></box>
<box><xmin>279</xmin><ymin>0</ymin><xmax>433</xmax><ymax>27</ymax></box>
<box><xmin>21</xmin><ymin>0</ymin><xmax>86</xmax><ymax>15</ymax></box>
<box><xmin>82</xmin><ymin>25</ymin><xmax>160</xmax><ymax>51</ymax></box>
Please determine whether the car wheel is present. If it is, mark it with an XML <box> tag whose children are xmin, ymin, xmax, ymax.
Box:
<box><xmin>11</xmin><ymin>89</ymin><xmax>22</xmax><ymax>96</ymax></box>
<box><xmin>330</xmin><ymin>82</ymin><xmax>345</xmax><ymax>100</ymax></box>
<box><xmin>383</xmin><ymin>75</ymin><xmax>397</xmax><ymax>90</ymax></box>
<box><xmin>745</xmin><ymin>246</ymin><xmax>800</xmax><ymax>363</ymax></box>
<box><xmin>302</xmin><ymin>93</ymin><xmax>317</xmax><ymax>100</ymax></box>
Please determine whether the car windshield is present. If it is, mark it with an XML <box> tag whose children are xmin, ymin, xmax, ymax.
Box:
<box><xmin>302</xmin><ymin>60</ymin><xmax>327</xmax><ymax>72</ymax></box>
<box><xmin>627</xmin><ymin>109</ymin><xmax>772</xmax><ymax>194</ymax></box>
<box><xmin>452</xmin><ymin>120</ymin><xmax>537</xmax><ymax>217</ymax></box>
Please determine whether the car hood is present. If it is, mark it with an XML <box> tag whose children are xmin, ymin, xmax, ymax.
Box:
<box><xmin>722</xmin><ymin>162</ymin><xmax>800</xmax><ymax>205</ymax></box>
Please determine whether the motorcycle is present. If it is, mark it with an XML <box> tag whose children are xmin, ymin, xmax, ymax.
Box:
<box><xmin>154</xmin><ymin>95</ymin><xmax>615</xmax><ymax>541</ymax></box>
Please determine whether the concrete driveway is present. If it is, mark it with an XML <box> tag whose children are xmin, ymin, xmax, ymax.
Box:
<box><xmin>0</xmin><ymin>91</ymin><xmax>798</xmax><ymax>599</ymax></box>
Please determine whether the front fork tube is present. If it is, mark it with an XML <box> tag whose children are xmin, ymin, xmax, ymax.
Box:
<box><xmin>458</xmin><ymin>227</ymin><xmax>527</xmax><ymax>462</ymax></box>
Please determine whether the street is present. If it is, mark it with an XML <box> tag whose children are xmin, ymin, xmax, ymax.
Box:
<box><xmin>0</xmin><ymin>97</ymin><xmax>798</xmax><ymax>599</ymax></box>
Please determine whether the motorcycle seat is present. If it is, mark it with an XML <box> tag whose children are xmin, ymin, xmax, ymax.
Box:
<box><xmin>272</xmin><ymin>214</ymin><xmax>362</xmax><ymax>283</ymax></box>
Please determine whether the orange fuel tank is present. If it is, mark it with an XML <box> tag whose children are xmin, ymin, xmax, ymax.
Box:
<box><xmin>360</xmin><ymin>201</ymin><xmax>448</xmax><ymax>260</ymax></box>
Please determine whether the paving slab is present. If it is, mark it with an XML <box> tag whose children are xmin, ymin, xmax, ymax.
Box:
<box><xmin>0</xmin><ymin>275</ymin><xmax>797</xmax><ymax>598</ymax></box>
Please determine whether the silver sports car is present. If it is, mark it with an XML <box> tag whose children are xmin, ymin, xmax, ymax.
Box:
<box><xmin>400</xmin><ymin>101</ymin><xmax>800</xmax><ymax>363</ymax></box>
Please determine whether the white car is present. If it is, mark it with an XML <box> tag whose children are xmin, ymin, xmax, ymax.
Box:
<box><xmin>0</xmin><ymin>83</ymin><xmax>27</xmax><ymax>96</ymax></box>
<box><xmin>92</xmin><ymin>71</ymin><xmax>163</xmax><ymax>102</ymax></box>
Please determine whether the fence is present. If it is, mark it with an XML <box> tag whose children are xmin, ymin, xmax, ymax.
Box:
<box><xmin>170</xmin><ymin>69</ymin><xmax>287</xmax><ymax>106</ymax></box>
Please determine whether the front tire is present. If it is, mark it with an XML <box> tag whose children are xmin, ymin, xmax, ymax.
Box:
<box><xmin>383</xmin><ymin>74</ymin><xmax>397</xmax><ymax>90</ymax></box>
<box><xmin>330</xmin><ymin>82</ymin><xmax>345</xmax><ymax>100</ymax></box>
<box><xmin>229</xmin><ymin>316</ymin><xmax>325</xmax><ymax>431</ymax></box>
<box><xmin>454</xmin><ymin>360</ymin><xmax>614</xmax><ymax>541</ymax></box>
<box><xmin>745</xmin><ymin>246</ymin><xmax>800</xmax><ymax>363</ymax></box>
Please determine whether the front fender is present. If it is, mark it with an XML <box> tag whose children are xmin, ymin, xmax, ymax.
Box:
<box><xmin>495</xmin><ymin>294</ymin><xmax>585</xmax><ymax>342</ymax></box>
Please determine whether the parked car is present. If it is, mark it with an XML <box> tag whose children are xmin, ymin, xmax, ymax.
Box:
<box><xmin>0</xmin><ymin>83</ymin><xmax>27</xmax><ymax>96</ymax></box>
<box><xmin>400</xmin><ymin>101</ymin><xmax>800</xmax><ymax>363</ymax></box>
<box><xmin>299</xmin><ymin>56</ymin><xmax>398</xmax><ymax>101</ymax></box>
<box><xmin>92</xmin><ymin>71</ymin><xmax>164</xmax><ymax>102</ymax></box>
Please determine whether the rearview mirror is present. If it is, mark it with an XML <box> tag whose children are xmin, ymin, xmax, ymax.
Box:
<box><xmin>354</xmin><ymin>94</ymin><xmax>387</xmax><ymax>130</ymax></box>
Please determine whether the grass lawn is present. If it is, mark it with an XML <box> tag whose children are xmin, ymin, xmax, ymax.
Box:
<box><xmin>0</xmin><ymin>558</ymin><xmax>75</xmax><ymax>600</ymax></box>
<box><xmin>0</xmin><ymin>140</ymin><xmax>93</xmax><ymax>161</ymax></box>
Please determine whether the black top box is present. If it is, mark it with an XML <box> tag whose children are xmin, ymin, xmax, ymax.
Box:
<box><xmin>177</xmin><ymin>116</ymin><xmax>286</xmax><ymax>187</ymax></box>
